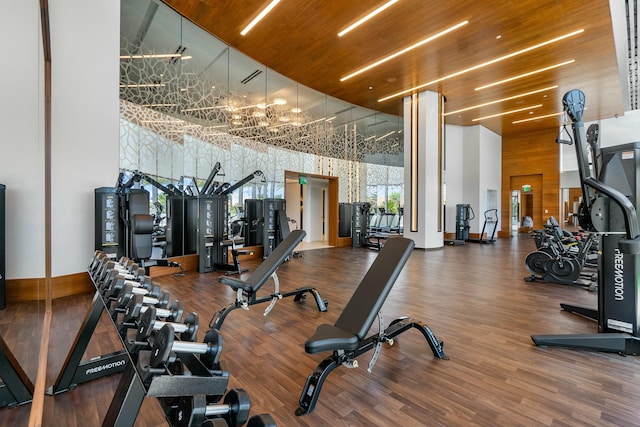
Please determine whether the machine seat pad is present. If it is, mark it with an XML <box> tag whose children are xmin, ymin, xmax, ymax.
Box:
<box><xmin>304</xmin><ymin>324</ymin><xmax>359</xmax><ymax>354</ymax></box>
<box><xmin>218</xmin><ymin>276</ymin><xmax>253</xmax><ymax>292</ymax></box>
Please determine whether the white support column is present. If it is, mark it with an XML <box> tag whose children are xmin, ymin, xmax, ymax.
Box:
<box><xmin>403</xmin><ymin>91</ymin><xmax>444</xmax><ymax>249</ymax></box>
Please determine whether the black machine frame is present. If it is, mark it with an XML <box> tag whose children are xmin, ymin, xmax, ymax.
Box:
<box><xmin>0</xmin><ymin>335</ymin><xmax>34</xmax><ymax>408</ymax></box>
<box><xmin>531</xmin><ymin>89</ymin><xmax>640</xmax><ymax>354</ymax></box>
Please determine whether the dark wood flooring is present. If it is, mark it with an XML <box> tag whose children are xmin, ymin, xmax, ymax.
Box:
<box><xmin>1</xmin><ymin>234</ymin><xmax>640</xmax><ymax>426</ymax></box>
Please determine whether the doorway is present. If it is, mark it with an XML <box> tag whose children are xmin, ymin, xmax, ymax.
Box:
<box><xmin>284</xmin><ymin>171</ymin><xmax>338</xmax><ymax>249</ymax></box>
<box><xmin>510</xmin><ymin>174</ymin><xmax>543</xmax><ymax>233</ymax></box>
<box><xmin>511</xmin><ymin>190</ymin><xmax>520</xmax><ymax>236</ymax></box>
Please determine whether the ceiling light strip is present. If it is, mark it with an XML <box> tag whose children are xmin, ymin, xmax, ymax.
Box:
<box><xmin>444</xmin><ymin>85</ymin><xmax>557</xmax><ymax>116</ymax></box>
<box><xmin>338</xmin><ymin>0</ymin><xmax>399</xmax><ymax>37</ymax></box>
<box><xmin>340</xmin><ymin>20</ymin><xmax>469</xmax><ymax>82</ymax></box>
<box><xmin>120</xmin><ymin>53</ymin><xmax>181</xmax><ymax>59</ymax></box>
<box><xmin>119</xmin><ymin>83</ymin><xmax>166</xmax><ymax>88</ymax></box>
<box><xmin>512</xmin><ymin>111</ymin><xmax>564</xmax><ymax>124</ymax></box>
<box><xmin>378</xmin><ymin>29</ymin><xmax>584</xmax><ymax>102</ymax></box>
<box><xmin>241</xmin><ymin>0</ymin><xmax>281</xmax><ymax>36</ymax></box>
<box><xmin>475</xmin><ymin>60</ymin><xmax>575</xmax><ymax>90</ymax></box>
<box><xmin>472</xmin><ymin>104</ymin><xmax>542</xmax><ymax>122</ymax></box>
<box><xmin>376</xmin><ymin>130</ymin><xmax>396</xmax><ymax>140</ymax></box>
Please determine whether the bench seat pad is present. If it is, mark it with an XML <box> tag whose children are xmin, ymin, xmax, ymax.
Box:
<box><xmin>218</xmin><ymin>276</ymin><xmax>253</xmax><ymax>292</ymax></box>
<box><xmin>304</xmin><ymin>324</ymin><xmax>359</xmax><ymax>354</ymax></box>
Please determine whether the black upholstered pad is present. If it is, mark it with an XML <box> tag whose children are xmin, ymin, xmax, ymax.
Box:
<box><xmin>304</xmin><ymin>237</ymin><xmax>414</xmax><ymax>354</ymax></box>
<box><xmin>218</xmin><ymin>229</ymin><xmax>306</xmax><ymax>292</ymax></box>
<box><xmin>217</xmin><ymin>276</ymin><xmax>253</xmax><ymax>292</ymax></box>
<box><xmin>305</xmin><ymin>324</ymin><xmax>359</xmax><ymax>354</ymax></box>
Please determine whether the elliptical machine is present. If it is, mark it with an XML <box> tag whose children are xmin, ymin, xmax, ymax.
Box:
<box><xmin>531</xmin><ymin>89</ymin><xmax>640</xmax><ymax>354</ymax></box>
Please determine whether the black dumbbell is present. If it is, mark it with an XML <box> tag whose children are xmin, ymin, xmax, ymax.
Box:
<box><xmin>95</xmin><ymin>259</ymin><xmax>142</xmax><ymax>285</ymax></box>
<box><xmin>137</xmin><ymin>306</ymin><xmax>199</xmax><ymax>342</ymax></box>
<box><xmin>88</xmin><ymin>251</ymin><xmax>107</xmax><ymax>274</ymax></box>
<box><xmin>103</xmin><ymin>272</ymin><xmax>153</xmax><ymax>298</ymax></box>
<box><xmin>200</xmin><ymin>414</ymin><xmax>276</xmax><ymax>427</ymax></box>
<box><xmin>247</xmin><ymin>414</ymin><xmax>276</xmax><ymax>427</ymax></box>
<box><xmin>175</xmin><ymin>389</ymin><xmax>250</xmax><ymax>427</ymax></box>
<box><xmin>123</xmin><ymin>295</ymin><xmax>184</xmax><ymax>324</ymax></box>
<box><xmin>151</xmin><ymin>324</ymin><xmax>222</xmax><ymax>370</ymax></box>
<box><xmin>116</xmin><ymin>283</ymin><xmax>168</xmax><ymax>309</ymax></box>
<box><xmin>201</xmin><ymin>419</ymin><xmax>229</xmax><ymax>427</ymax></box>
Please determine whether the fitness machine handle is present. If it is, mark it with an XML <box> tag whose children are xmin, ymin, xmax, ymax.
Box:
<box><xmin>563</xmin><ymin>89</ymin><xmax>640</xmax><ymax>253</ymax></box>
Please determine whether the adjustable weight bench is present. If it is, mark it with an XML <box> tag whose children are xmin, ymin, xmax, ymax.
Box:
<box><xmin>210</xmin><ymin>229</ymin><xmax>327</xmax><ymax>330</ymax></box>
<box><xmin>295</xmin><ymin>237</ymin><xmax>447</xmax><ymax>416</ymax></box>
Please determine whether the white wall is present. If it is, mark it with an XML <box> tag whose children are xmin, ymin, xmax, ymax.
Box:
<box><xmin>479</xmin><ymin>126</ymin><xmax>502</xmax><ymax>234</ymax></box>
<box><xmin>443</xmin><ymin>125</ymin><xmax>502</xmax><ymax>235</ymax></box>
<box><xmin>49</xmin><ymin>0</ymin><xmax>121</xmax><ymax>277</ymax></box>
<box><xmin>462</xmin><ymin>126</ymin><xmax>482</xmax><ymax>232</ymax></box>
<box><xmin>562</xmin><ymin>110</ymin><xmax>640</xmax><ymax>172</ymax></box>
<box><xmin>0</xmin><ymin>1</ymin><xmax>120</xmax><ymax>280</ymax></box>
<box><xmin>1</xmin><ymin>2</ymin><xmax>45</xmax><ymax>279</ymax></box>
<box><xmin>444</xmin><ymin>124</ymin><xmax>464</xmax><ymax>232</ymax></box>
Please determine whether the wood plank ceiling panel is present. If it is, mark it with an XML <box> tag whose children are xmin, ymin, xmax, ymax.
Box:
<box><xmin>162</xmin><ymin>0</ymin><xmax>623</xmax><ymax>137</ymax></box>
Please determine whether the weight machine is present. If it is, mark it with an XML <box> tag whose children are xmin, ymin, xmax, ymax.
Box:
<box><xmin>195</xmin><ymin>170</ymin><xmax>265</xmax><ymax>273</ymax></box>
<box><xmin>531</xmin><ymin>89</ymin><xmax>640</xmax><ymax>354</ymax></box>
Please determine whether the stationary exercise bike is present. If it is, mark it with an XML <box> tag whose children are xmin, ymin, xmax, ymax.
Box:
<box><xmin>524</xmin><ymin>233</ymin><xmax>597</xmax><ymax>289</ymax></box>
<box><xmin>524</xmin><ymin>216</ymin><xmax>598</xmax><ymax>289</ymax></box>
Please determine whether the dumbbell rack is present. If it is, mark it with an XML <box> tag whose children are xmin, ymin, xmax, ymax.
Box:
<box><xmin>46</xmin><ymin>291</ymin><xmax>130</xmax><ymax>395</ymax></box>
<box><xmin>0</xmin><ymin>334</ymin><xmax>34</xmax><ymax>408</ymax></box>
<box><xmin>50</xmin><ymin>254</ymin><xmax>229</xmax><ymax>427</ymax></box>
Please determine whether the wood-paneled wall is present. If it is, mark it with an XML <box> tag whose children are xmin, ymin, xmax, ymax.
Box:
<box><xmin>501</xmin><ymin>127</ymin><xmax>560</xmax><ymax>237</ymax></box>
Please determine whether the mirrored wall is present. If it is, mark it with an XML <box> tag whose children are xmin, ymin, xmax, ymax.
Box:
<box><xmin>119</xmin><ymin>0</ymin><xmax>405</xmax><ymax>254</ymax></box>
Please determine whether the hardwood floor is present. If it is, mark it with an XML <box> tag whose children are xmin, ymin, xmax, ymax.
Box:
<box><xmin>1</xmin><ymin>234</ymin><xmax>640</xmax><ymax>426</ymax></box>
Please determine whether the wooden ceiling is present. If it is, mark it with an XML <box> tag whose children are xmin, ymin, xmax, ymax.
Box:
<box><xmin>161</xmin><ymin>0</ymin><xmax>625</xmax><ymax>137</ymax></box>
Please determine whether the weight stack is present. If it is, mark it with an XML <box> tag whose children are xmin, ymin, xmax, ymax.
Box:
<box><xmin>0</xmin><ymin>184</ymin><xmax>5</xmax><ymax>309</ymax></box>
<box><xmin>244</xmin><ymin>199</ymin><xmax>263</xmax><ymax>246</ymax></box>
<box><xmin>94</xmin><ymin>187</ymin><xmax>120</xmax><ymax>259</ymax></box>
<box><xmin>263</xmin><ymin>198</ymin><xmax>286</xmax><ymax>258</ymax></box>
<box><xmin>352</xmin><ymin>202</ymin><xmax>370</xmax><ymax>248</ymax></box>
<box><xmin>339</xmin><ymin>203</ymin><xmax>352</xmax><ymax>238</ymax></box>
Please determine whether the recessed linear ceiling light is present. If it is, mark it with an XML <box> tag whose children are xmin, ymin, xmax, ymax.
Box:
<box><xmin>140</xmin><ymin>103</ymin><xmax>178</xmax><ymax>107</ymax></box>
<box><xmin>376</xmin><ymin>130</ymin><xmax>396</xmax><ymax>140</ymax></box>
<box><xmin>512</xmin><ymin>111</ymin><xmax>564</xmax><ymax>124</ymax></box>
<box><xmin>241</xmin><ymin>0</ymin><xmax>281</xmax><ymax>36</ymax></box>
<box><xmin>340</xmin><ymin>20</ymin><xmax>469</xmax><ymax>82</ymax></box>
<box><xmin>119</xmin><ymin>53</ymin><xmax>181</xmax><ymax>60</ymax></box>
<box><xmin>475</xmin><ymin>60</ymin><xmax>575</xmax><ymax>91</ymax></box>
<box><xmin>182</xmin><ymin>106</ymin><xmax>227</xmax><ymax>112</ymax></box>
<box><xmin>444</xmin><ymin>85</ymin><xmax>557</xmax><ymax>116</ymax></box>
<box><xmin>378</xmin><ymin>29</ymin><xmax>584</xmax><ymax>102</ymax></box>
<box><xmin>471</xmin><ymin>104</ymin><xmax>542</xmax><ymax>122</ymax></box>
<box><xmin>119</xmin><ymin>83</ymin><xmax>165</xmax><ymax>88</ymax></box>
<box><xmin>338</xmin><ymin>0</ymin><xmax>399</xmax><ymax>37</ymax></box>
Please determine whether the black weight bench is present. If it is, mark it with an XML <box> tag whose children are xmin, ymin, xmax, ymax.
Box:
<box><xmin>295</xmin><ymin>237</ymin><xmax>447</xmax><ymax>416</ymax></box>
<box><xmin>210</xmin><ymin>229</ymin><xmax>327</xmax><ymax>330</ymax></box>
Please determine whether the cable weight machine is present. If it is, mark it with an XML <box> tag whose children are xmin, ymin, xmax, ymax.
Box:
<box><xmin>531</xmin><ymin>89</ymin><xmax>640</xmax><ymax>354</ymax></box>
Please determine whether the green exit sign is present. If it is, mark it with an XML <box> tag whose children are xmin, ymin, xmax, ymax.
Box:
<box><xmin>299</xmin><ymin>175</ymin><xmax>307</xmax><ymax>185</ymax></box>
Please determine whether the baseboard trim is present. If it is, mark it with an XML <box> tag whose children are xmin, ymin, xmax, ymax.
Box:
<box><xmin>6</xmin><ymin>272</ymin><xmax>94</xmax><ymax>303</ymax></box>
